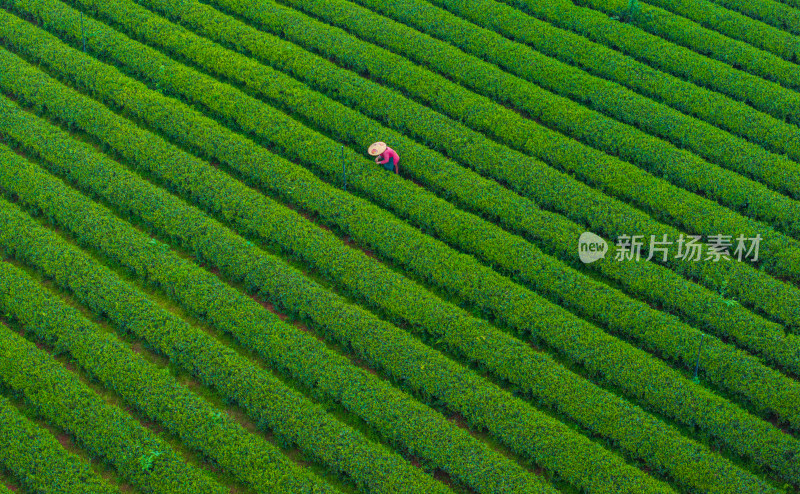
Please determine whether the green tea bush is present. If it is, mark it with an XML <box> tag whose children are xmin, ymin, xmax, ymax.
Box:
<box><xmin>0</xmin><ymin>57</ymin><xmax>776</xmax><ymax>494</ymax></box>
<box><xmin>633</xmin><ymin>0</ymin><xmax>800</xmax><ymax>64</ymax></box>
<box><xmin>162</xmin><ymin>0</ymin><xmax>800</xmax><ymax>327</ymax></box>
<box><xmin>110</xmin><ymin>0</ymin><xmax>800</xmax><ymax>364</ymax></box>
<box><xmin>203</xmin><ymin>0</ymin><xmax>800</xmax><ymax>245</ymax></box>
<box><xmin>428</xmin><ymin>0</ymin><xmax>800</xmax><ymax>158</ymax></box>
<box><xmin>0</xmin><ymin>202</ymin><xmax>450</xmax><ymax>494</ymax></box>
<box><xmin>0</xmin><ymin>307</ymin><xmax>230</xmax><ymax>494</ymax></box>
<box><xmin>382</xmin><ymin>0</ymin><xmax>800</xmax><ymax>194</ymax></box>
<box><xmin>0</xmin><ymin>257</ymin><xmax>335</xmax><ymax>494</ymax></box>
<box><xmin>4</xmin><ymin>9</ymin><xmax>793</xmax><ymax>484</ymax></box>
<box><xmin>501</xmin><ymin>0</ymin><xmax>800</xmax><ymax>125</ymax></box>
<box><xmin>708</xmin><ymin>0</ymin><xmax>800</xmax><ymax>36</ymax></box>
<box><xmin>0</xmin><ymin>150</ymin><xmax>556</xmax><ymax>493</ymax></box>
<box><xmin>0</xmin><ymin>395</ymin><xmax>117</xmax><ymax>494</ymax></box>
<box><xmin>1</xmin><ymin>74</ymin><xmax>798</xmax><ymax>489</ymax></box>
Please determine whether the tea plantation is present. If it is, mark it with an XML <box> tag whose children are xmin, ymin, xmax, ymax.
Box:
<box><xmin>0</xmin><ymin>0</ymin><xmax>799</xmax><ymax>493</ymax></box>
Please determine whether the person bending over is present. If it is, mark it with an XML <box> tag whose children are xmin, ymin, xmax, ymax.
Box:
<box><xmin>368</xmin><ymin>141</ymin><xmax>399</xmax><ymax>174</ymax></box>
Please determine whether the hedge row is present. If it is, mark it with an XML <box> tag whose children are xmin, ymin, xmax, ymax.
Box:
<box><xmin>0</xmin><ymin>128</ymin><xmax>559</xmax><ymax>492</ymax></box>
<box><xmin>501</xmin><ymin>0</ymin><xmax>800</xmax><ymax>126</ymax></box>
<box><xmin>636</xmin><ymin>0</ymin><xmax>800</xmax><ymax>65</ymax></box>
<box><xmin>15</xmin><ymin>0</ymin><xmax>800</xmax><ymax>428</ymax></box>
<box><xmin>575</xmin><ymin>0</ymin><xmax>800</xmax><ymax>81</ymax></box>
<box><xmin>2</xmin><ymin>97</ymin><xmax>674</xmax><ymax>493</ymax></box>
<box><xmin>12</xmin><ymin>0</ymin><xmax>800</xmax><ymax>344</ymax></box>
<box><xmin>0</xmin><ymin>35</ymin><xmax>772</xmax><ymax>494</ymax></box>
<box><xmin>0</xmin><ymin>394</ymin><xmax>117</xmax><ymax>494</ymax></box>
<box><xmin>707</xmin><ymin>0</ymin><xmax>800</xmax><ymax>35</ymax></box>
<box><xmin>4</xmin><ymin>6</ymin><xmax>800</xmax><ymax>476</ymax></box>
<box><xmin>426</xmin><ymin>0</ymin><xmax>800</xmax><ymax>167</ymax></box>
<box><xmin>340</xmin><ymin>0</ymin><xmax>800</xmax><ymax>201</ymax></box>
<box><xmin>117</xmin><ymin>0</ymin><xmax>800</xmax><ymax>373</ymax></box>
<box><xmin>0</xmin><ymin>186</ymin><xmax>452</xmax><ymax>493</ymax></box>
<box><xmin>0</xmin><ymin>221</ymin><xmax>338</xmax><ymax>494</ymax></box>
<box><xmin>0</xmin><ymin>296</ymin><xmax>229</xmax><ymax>494</ymax></box>
<box><xmin>40</xmin><ymin>0</ymin><xmax>800</xmax><ymax>343</ymax></box>
<box><xmin>183</xmin><ymin>0</ymin><xmax>800</xmax><ymax>329</ymax></box>
<box><xmin>206</xmin><ymin>0</ymin><xmax>800</xmax><ymax>257</ymax></box>
<box><xmin>0</xmin><ymin>50</ymin><xmax>797</xmax><ymax>494</ymax></box>
<box><xmin>0</xmin><ymin>153</ymin><xmax>695</xmax><ymax>494</ymax></box>
<box><xmin>30</xmin><ymin>0</ymin><xmax>800</xmax><ymax>411</ymax></box>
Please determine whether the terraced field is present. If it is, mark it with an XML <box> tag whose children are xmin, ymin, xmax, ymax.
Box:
<box><xmin>1</xmin><ymin>0</ymin><xmax>799</xmax><ymax>492</ymax></box>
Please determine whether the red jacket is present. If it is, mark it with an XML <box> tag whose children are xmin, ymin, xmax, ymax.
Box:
<box><xmin>377</xmin><ymin>147</ymin><xmax>400</xmax><ymax>166</ymax></box>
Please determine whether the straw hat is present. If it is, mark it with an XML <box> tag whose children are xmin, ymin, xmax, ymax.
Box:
<box><xmin>368</xmin><ymin>141</ymin><xmax>387</xmax><ymax>156</ymax></box>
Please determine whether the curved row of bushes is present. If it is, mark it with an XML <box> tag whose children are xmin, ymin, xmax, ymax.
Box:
<box><xmin>0</xmin><ymin>289</ymin><xmax>230</xmax><ymax>494</ymax></box>
<box><xmin>1</xmin><ymin>89</ymin><xmax>679</xmax><ymax>492</ymax></box>
<box><xmin>638</xmin><ymin>0</ymin><xmax>800</xmax><ymax>64</ymax></box>
<box><xmin>0</xmin><ymin>394</ymin><xmax>117</xmax><ymax>494</ymax></box>
<box><xmin>425</xmin><ymin>0</ymin><xmax>800</xmax><ymax>165</ymax></box>
<box><xmin>0</xmin><ymin>32</ymin><xmax>775</xmax><ymax>494</ymax></box>
<box><xmin>775</xmin><ymin>0</ymin><xmax>800</xmax><ymax>10</ymax></box>
<box><xmin>499</xmin><ymin>0</ymin><xmax>800</xmax><ymax>126</ymax></box>
<box><xmin>1</xmin><ymin>39</ymin><xmax>798</xmax><ymax>492</ymax></box>
<box><xmin>0</xmin><ymin>180</ymin><xmax>451</xmax><ymax>494</ymax></box>
<box><xmin>119</xmin><ymin>0</ymin><xmax>800</xmax><ymax>373</ymax></box>
<box><xmin>0</xmin><ymin>118</ymin><xmax>560</xmax><ymax>493</ymax></box>
<box><xmin>0</xmin><ymin>212</ymin><xmax>338</xmax><ymax>494</ymax></box>
<box><xmin>181</xmin><ymin>0</ymin><xmax>800</xmax><ymax>328</ymax></box>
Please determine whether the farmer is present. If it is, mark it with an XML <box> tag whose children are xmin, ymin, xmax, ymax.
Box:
<box><xmin>368</xmin><ymin>141</ymin><xmax>399</xmax><ymax>174</ymax></box>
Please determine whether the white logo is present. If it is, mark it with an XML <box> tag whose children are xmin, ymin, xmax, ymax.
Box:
<box><xmin>578</xmin><ymin>232</ymin><xmax>608</xmax><ymax>264</ymax></box>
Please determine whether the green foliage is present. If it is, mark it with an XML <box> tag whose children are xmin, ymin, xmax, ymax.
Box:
<box><xmin>178</xmin><ymin>0</ymin><xmax>800</xmax><ymax>330</ymax></box>
<box><xmin>0</xmin><ymin>395</ymin><xmax>117</xmax><ymax>493</ymax></box>
<box><xmin>0</xmin><ymin>258</ymin><xmax>336</xmax><ymax>493</ymax></box>
<box><xmin>4</xmin><ymin>4</ymin><xmax>800</xmax><ymax>486</ymax></box>
<box><xmin>625</xmin><ymin>0</ymin><xmax>800</xmax><ymax>67</ymax></box>
<box><xmin>504</xmin><ymin>0</ymin><xmax>800</xmax><ymax>126</ymax></box>
<box><xmin>0</xmin><ymin>166</ymin><xmax>452</xmax><ymax>494</ymax></box>
<box><xmin>139</xmin><ymin>450</ymin><xmax>163</xmax><ymax>472</ymax></box>
<box><xmin>14</xmin><ymin>0</ymin><xmax>800</xmax><ymax>352</ymax></box>
<box><xmin>0</xmin><ymin>54</ymin><xmax>777</xmax><ymax>494</ymax></box>
<box><xmin>1</xmin><ymin>0</ymin><xmax>800</xmax><ymax>489</ymax></box>
<box><xmin>710</xmin><ymin>0</ymin><xmax>800</xmax><ymax>36</ymax></box>
<box><xmin>611</xmin><ymin>0</ymin><xmax>640</xmax><ymax>22</ymax></box>
<box><xmin>0</xmin><ymin>142</ymin><xmax>555</xmax><ymax>492</ymax></box>
<box><xmin>0</xmin><ymin>48</ymin><xmax>795</xmax><ymax>494</ymax></box>
<box><xmin>97</xmin><ymin>0</ymin><xmax>800</xmax><ymax>419</ymax></box>
<box><xmin>227</xmin><ymin>0</ymin><xmax>800</xmax><ymax>248</ymax></box>
<box><xmin>0</xmin><ymin>215</ymin><xmax>335</xmax><ymax>492</ymax></box>
<box><xmin>0</xmin><ymin>305</ymin><xmax>228</xmax><ymax>494</ymax></box>
<box><xmin>122</xmin><ymin>0</ymin><xmax>800</xmax><ymax>374</ymax></box>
